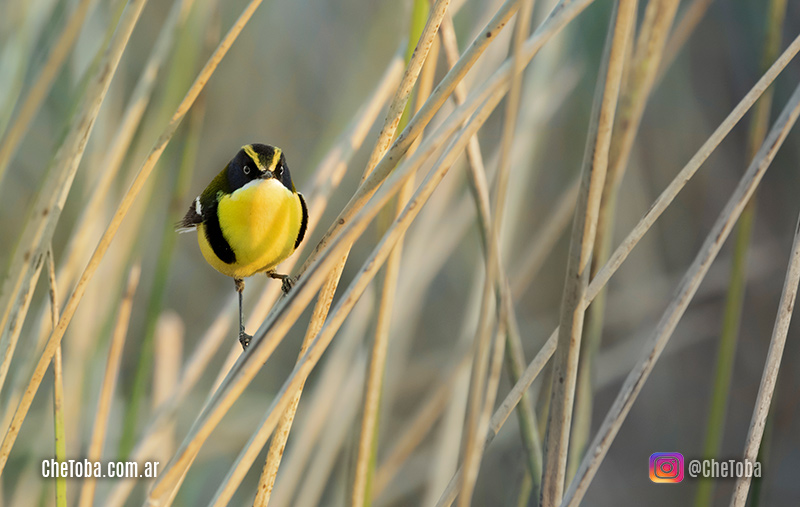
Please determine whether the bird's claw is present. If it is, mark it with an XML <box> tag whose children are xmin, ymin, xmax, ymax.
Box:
<box><xmin>281</xmin><ymin>275</ymin><xmax>296</xmax><ymax>294</ymax></box>
<box><xmin>239</xmin><ymin>330</ymin><xmax>252</xmax><ymax>350</ymax></box>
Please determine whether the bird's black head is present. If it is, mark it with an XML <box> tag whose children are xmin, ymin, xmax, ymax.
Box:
<box><xmin>226</xmin><ymin>144</ymin><xmax>295</xmax><ymax>192</ymax></box>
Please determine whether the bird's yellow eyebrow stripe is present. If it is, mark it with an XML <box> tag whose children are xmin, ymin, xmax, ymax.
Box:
<box><xmin>268</xmin><ymin>147</ymin><xmax>280</xmax><ymax>172</ymax></box>
<box><xmin>242</xmin><ymin>144</ymin><xmax>261</xmax><ymax>169</ymax></box>
<box><xmin>242</xmin><ymin>144</ymin><xmax>281</xmax><ymax>172</ymax></box>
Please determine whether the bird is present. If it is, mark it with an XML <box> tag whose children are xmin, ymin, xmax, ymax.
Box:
<box><xmin>177</xmin><ymin>143</ymin><xmax>308</xmax><ymax>349</ymax></box>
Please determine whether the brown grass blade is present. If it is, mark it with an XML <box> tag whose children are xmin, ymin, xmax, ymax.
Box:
<box><xmin>540</xmin><ymin>1</ymin><xmax>635</xmax><ymax>504</ymax></box>
<box><xmin>728</xmin><ymin>211</ymin><xmax>800</xmax><ymax>507</ymax></box>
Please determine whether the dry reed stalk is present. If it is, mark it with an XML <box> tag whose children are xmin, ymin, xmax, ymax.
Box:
<box><xmin>351</xmin><ymin>16</ymin><xmax>441</xmax><ymax>507</ymax></box>
<box><xmin>562</xmin><ymin>79</ymin><xmax>800</xmax><ymax>507</ymax></box>
<box><xmin>540</xmin><ymin>1</ymin><xmax>635</xmax><ymax>504</ymax></box>
<box><xmin>571</xmin><ymin>0</ymin><xmax>678</xmax><ymax>479</ymax></box>
<box><xmin>728</xmin><ymin>213</ymin><xmax>800</xmax><ymax>507</ymax></box>
<box><xmin>0</xmin><ymin>0</ymin><xmax>148</xmax><ymax>400</ymax></box>
<box><xmin>0</xmin><ymin>0</ymin><xmax>268</xmax><ymax>477</ymax></box>
<box><xmin>458</xmin><ymin>0</ymin><xmax>537</xmax><ymax>504</ymax></box>
<box><xmin>0</xmin><ymin>251</ymin><xmax>45</xmax><ymax>403</ymax></box>
<box><xmin>268</xmin><ymin>292</ymin><xmax>374</xmax><ymax>506</ymax></box>
<box><xmin>78</xmin><ymin>264</ymin><xmax>141</xmax><ymax>507</ymax></box>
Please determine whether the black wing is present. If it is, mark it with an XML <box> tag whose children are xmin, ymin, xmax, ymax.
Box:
<box><xmin>176</xmin><ymin>196</ymin><xmax>203</xmax><ymax>233</ymax></box>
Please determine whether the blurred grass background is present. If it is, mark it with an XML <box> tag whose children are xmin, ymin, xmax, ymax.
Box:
<box><xmin>1</xmin><ymin>0</ymin><xmax>800</xmax><ymax>505</ymax></box>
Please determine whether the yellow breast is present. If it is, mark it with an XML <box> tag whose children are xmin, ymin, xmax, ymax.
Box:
<box><xmin>197</xmin><ymin>178</ymin><xmax>304</xmax><ymax>279</ymax></box>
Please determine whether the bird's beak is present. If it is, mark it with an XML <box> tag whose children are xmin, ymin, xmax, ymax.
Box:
<box><xmin>259</xmin><ymin>170</ymin><xmax>274</xmax><ymax>179</ymax></box>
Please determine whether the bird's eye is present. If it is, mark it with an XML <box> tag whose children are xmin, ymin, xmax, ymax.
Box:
<box><xmin>274</xmin><ymin>162</ymin><xmax>283</xmax><ymax>176</ymax></box>
<box><xmin>243</xmin><ymin>165</ymin><xmax>251</xmax><ymax>175</ymax></box>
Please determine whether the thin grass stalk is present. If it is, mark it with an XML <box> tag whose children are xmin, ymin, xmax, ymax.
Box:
<box><xmin>151</xmin><ymin>3</ymin><xmax>603</xmax><ymax>496</ymax></box>
<box><xmin>0</xmin><ymin>0</ymin><xmax>148</xmax><ymax>400</ymax></box>
<box><xmin>747</xmin><ymin>399</ymin><xmax>776</xmax><ymax>507</ymax></box>
<box><xmin>210</xmin><ymin>3</ymin><xmax>450</xmax><ymax>503</ymax></box>
<box><xmin>0</xmin><ymin>0</ymin><xmax>267</xmax><ymax>477</ymax></box>
<box><xmin>562</xmin><ymin>79</ymin><xmax>800</xmax><ymax>507</ymax></box>
<box><xmin>0</xmin><ymin>0</ymin><xmax>95</xmax><ymax>184</ymax></box>
<box><xmin>268</xmin><ymin>291</ymin><xmax>374</xmax><ymax>507</ymax></box>
<box><xmin>570</xmin><ymin>0</ymin><xmax>677</xmax><ymax>480</ymax></box>
<box><xmin>0</xmin><ymin>251</ymin><xmax>45</xmax><ymax>404</ymax></box>
<box><xmin>47</xmin><ymin>248</ymin><xmax>66</xmax><ymax>507</ymax></box>
<box><xmin>77</xmin><ymin>264</ymin><xmax>140</xmax><ymax>507</ymax></box>
<box><xmin>351</xmin><ymin>4</ymin><xmax>437</xmax><ymax>505</ymax></box>
<box><xmin>458</xmin><ymin>0</ymin><xmax>536</xmax><ymax>504</ymax></box>
<box><xmin>434</xmin><ymin>329</ymin><xmax>558</xmax><ymax>507</ymax></box>
<box><xmin>201</xmin><ymin>88</ymin><xmax>507</xmax><ymax>507</ymax></box>
<box><xmin>694</xmin><ymin>2</ymin><xmax>786</xmax><ymax>505</ymax></box>
<box><xmin>728</xmin><ymin>218</ymin><xmax>800</xmax><ymax>507</ymax></box>
<box><xmin>540</xmin><ymin>1</ymin><xmax>635</xmax><ymax>505</ymax></box>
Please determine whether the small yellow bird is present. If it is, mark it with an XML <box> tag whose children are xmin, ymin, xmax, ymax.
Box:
<box><xmin>177</xmin><ymin>143</ymin><xmax>308</xmax><ymax>348</ymax></box>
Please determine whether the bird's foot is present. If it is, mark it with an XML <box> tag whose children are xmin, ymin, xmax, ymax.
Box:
<box><xmin>239</xmin><ymin>329</ymin><xmax>252</xmax><ymax>350</ymax></box>
<box><xmin>267</xmin><ymin>271</ymin><xmax>296</xmax><ymax>294</ymax></box>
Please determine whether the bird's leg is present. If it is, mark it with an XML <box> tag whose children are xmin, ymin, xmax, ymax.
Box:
<box><xmin>234</xmin><ymin>277</ymin><xmax>252</xmax><ymax>349</ymax></box>
<box><xmin>266</xmin><ymin>270</ymin><xmax>295</xmax><ymax>294</ymax></box>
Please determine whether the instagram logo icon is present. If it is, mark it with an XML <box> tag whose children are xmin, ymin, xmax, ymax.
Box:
<box><xmin>649</xmin><ymin>452</ymin><xmax>684</xmax><ymax>483</ymax></box>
